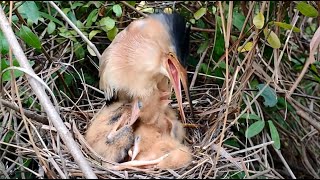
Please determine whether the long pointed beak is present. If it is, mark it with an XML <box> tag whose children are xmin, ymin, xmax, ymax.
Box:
<box><xmin>165</xmin><ymin>53</ymin><xmax>192</xmax><ymax>123</ymax></box>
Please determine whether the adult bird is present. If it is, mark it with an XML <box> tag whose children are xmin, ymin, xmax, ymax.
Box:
<box><xmin>99</xmin><ymin>12</ymin><xmax>194</xmax><ymax>123</ymax></box>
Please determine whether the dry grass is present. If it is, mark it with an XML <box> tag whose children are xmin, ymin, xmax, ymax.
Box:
<box><xmin>0</xmin><ymin>1</ymin><xmax>320</xmax><ymax>179</ymax></box>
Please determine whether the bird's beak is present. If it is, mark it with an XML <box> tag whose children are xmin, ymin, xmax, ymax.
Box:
<box><xmin>129</xmin><ymin>100</ymin><xmax>142</xmax><ymax>126</ymax></box>
<box><xmin>165</xmin><ymin>52</ymin><xmax>190</xmax><ymax>123</ymax></box>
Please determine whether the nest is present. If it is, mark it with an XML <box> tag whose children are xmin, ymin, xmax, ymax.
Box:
<box><xmin>1</xmin><ymin>1</ymin><xmax>319</xmax><ymax>179</ymax></box>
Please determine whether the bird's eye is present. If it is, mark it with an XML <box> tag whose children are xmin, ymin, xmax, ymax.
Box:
<box><xmin>138</xmin><ymin>101</ymin><xmax>143</xmax><ymax>109</ymax></box>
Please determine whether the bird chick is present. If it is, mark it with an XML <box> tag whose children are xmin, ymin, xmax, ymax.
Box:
<box><xmin>108</xmin><ymin>90</ymin><xmax>193</xmax><ymax>170</ymax></box>
<box><xmin>126</xmin><ymin>88</ymin><xmax>187</xmax><ymax>160</ymax></box>
<box><xmin>141</xmin><ymin>134</ymin><xmax>192</xmax><ymax>170</ymax></box>
<box><xmin>114</xmin><ymin>118</ymin><xmax>192</xmax><ymax>170</ymax></box>
<box><xmin>85</xmin><ymin>101</ymin><xmax>140</xmax><ymax>164</ymax></box>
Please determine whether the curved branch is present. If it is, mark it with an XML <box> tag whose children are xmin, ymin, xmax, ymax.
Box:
<box><xmin>0</xmin><ymin>6</ymin><xmax>97</xmax><ymax>179</ymax></box>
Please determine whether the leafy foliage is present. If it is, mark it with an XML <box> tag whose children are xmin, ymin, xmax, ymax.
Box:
<box><xmin>296</xmin><ymin>2</ymin><xmax>319</xmax><ymax>18</ymax></box>
<box><xmin>253</xmin><ymin>12</ymin><xmax>264</xmax><ymax>29</ymax></box>
<box><xmin>245</xmin><ymin>120</ymin><xmax>265</xmax><ymax>138</ymax></box>
<box><xmin>256</xmin><ymin>84</ymin><xmax>278</xmax><ymax>107</ymax></box>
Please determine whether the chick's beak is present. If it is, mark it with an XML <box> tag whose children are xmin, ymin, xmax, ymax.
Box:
<box><xmin>165</xmin><ymin>52</ymin><xmax>190</xmax><ymax>123</ymax></box>
<box><xmin>129</xmin><ymin>100</ymin><xmax>142</xmax><ymax>126</ymax></box>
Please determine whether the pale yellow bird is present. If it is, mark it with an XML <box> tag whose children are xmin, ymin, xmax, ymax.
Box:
<box><xmin>99</xmin><ymin>12</ymin><xmax>194</xmax><ymax>124</ymax></box>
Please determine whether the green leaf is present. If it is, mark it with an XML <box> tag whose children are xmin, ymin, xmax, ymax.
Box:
<box><xmin>74</xmin><ymin>42</ymin><xmax>85</xmax><ymax>59</ymax></box>
<box><xmin>1</xmin><ymin>59</ymin><xmax>34</xmax><ymax>82</ymax></box>
<box><xmin>99</xmin><ymin>17</ymin><xmax>115</xmax><ymax>31</ymax></box>
<box><xmin>214</xmin><ymin>32</ymin><xmax>225</xmax><ymax>57</ymax></box>
<box><xmin>47</xmin><ymin>21</ymin><xmax>56</xmax><ymax>35</ymax></box>
<box><xmin>224</xmin><ymin>138</ymin><xmax>240</xmax><ymax>148</ymax></box>
<box><xmin>257</xmin><ymin>83</ymin><xmax>277</xmax><ymax>107</ymax></box>
<box><xmin>200</xmin><ymin>63</ymin><xmax>213</xmax><ymax>75</ymax></box>
<box><xmin>218</xmin><ymin>61</ymin><xmax>234</xmax><ymax>73</ymax></box>
<box><xmin>197</xmin><ymin>40</ymin><xmax>209</xmax><ymax>54</ymax></box>
<box><xmin>271</xmin><ymin>22</ymin><xmax>301</xmax><ymax>33</ymax></box>
<box><xmin>89</xmin><ymin>30</ymin><xmax>101</xmax><ymax>40</ymax></box>
<box><xmin>238</xmin><ymin>41</ymin><xmax>253</xmax><ymax>52</ymax></box>
<box><xmin>71</xmin><ymin>2</ymin><xmax>83</xmax><ymax>10</ymax></box>
<box><xmin>113</xmin><ymin>4</ymin><xmax>122</xmax><ymax>17</ymax></box>
<box><xmin>17</xmin><ymin>1</ymin><xmax>40</xmax><ymax>25</ymax></box>
<box><xmin>67</xmin><ymin>11</ymin><xmax>77</xmax><ymax>24</ymax></box>
<box><xmin>296</xmin><ymin>2</ymin><xmax>319</xmax><ymax>18</ymax></box>
<box><xmin>190</xmin><ymin>18</ymin><xmax>196</xmax><ymax>24</ymax></box>
<box><xmin>18</xmin><ymin>25</ymin><xmax>41</xmax><ymax>50</ymax></box>
<box><xmin>128</xmin><ymin>1</ymin><xmax>136</xmax><ymax>6</ymax></box>
<box><xmin>245</xmin><ymin>120</ymin><xmax>265</xmax><ymax>138</ymax></box>
<box><xmin>3</xmin><ymin>130</ymin><xmax>14</xmax><ymax>143</ymax></box>
<box><xmin>39</xmin><ymin>12</ymin><xmax>64</xmax><ymax>26</ymax></box>
<box><xmin>58</xmin><ymin>29</ymin><xmax>77</xmax><ymax>41</ymax></box>
<box><xmin>239</xmin><ymin>113</ymin><xmax>262</xmax><ymax>121</ymax></box>
<box><xmin>212</xmin><ymin>6</ymin><xmax>217</xmax><ymax>14</ymax></box>
<box><xmin>263</xmin><ymin>28</ymin><xmax>281</xmax><ymax>49</ymax></box>
<box><xmin>194</xmin><ymin>7</ymin><xmax>207</xmax><ymax>20</ymax></box>
<box><xmin>87</xmin><ymin>45</ymin><xmax>96</xmax><ymax>56</ymax></box>
<box><xmin>2</xmin><ymin>69</ymin><xmax>24</xmax><ymax>82</ymax></box>
<box><xmin>253</xmin><ymin>12</ymin><xmax>264</xmax><ymax>29</ymax></box>
<box><xmin>70</xmin><ymin>30</ymin><xmax>78</xmax><ymax>36</ymax></box>
<box><xmin>76</xmin><ymin>20</ymin><xmax>85</xmax><ymax>29</ymax></box>
<box><xmin>83</xmin><ymin>2</ymin><xmax>101</xmax><ymax>8</ymax></box>
<box><xmin>107</xmin><ymin>27</ymin><xmax>119</xmax><ymax>41</ymax></box>
<box><xmin>62</xmin><ymin>8</ymin><xmax>71</xmax><ymax>15</ymax></box>
<box><xmin>141</xmin><ymin>7</ymin><xmax>154</xmax><ymax>13</ymax></box>
<box><xmin>0</xmin><ymin>30</ymin><xmax>9</xmax><ymax>54</ymax></box>
<box><xmin>277</xmin><ymin>97</ymin><xmax>295</xmax><ymax>112</ymax></box>
<box><xmin>268</xmin><ymin>120</ymin><xmax>281</xmax><ymax>149</ymax></box>
<box><xmin>86</xmin><ymin>9</ymin><xmax>98</xmax><ymax>27</ymax></box>
<box><xmin>63</xmin><ymin>73</ymin><xmax>74</xmax><ymax>86</ymax></box>
<box><xmin>232</xmin><ymin>11</ymin><xmax>246</xmax><ymax>31</ymax></box>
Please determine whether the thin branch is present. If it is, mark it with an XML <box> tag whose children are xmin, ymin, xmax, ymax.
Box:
<box><xmin>289</xmin><ymin>99</ymin><xmax>320</xmax><ymax>133</ymax></box>
<box><xmin>48</xmin><ymin>1</ymin><xmax>101</xmax><ymax>61</ymax></box>
<box><xmin>190</xmin><ymin>27</ymin><xmax>215</xmax><ymax>32</ymax></box>
<box><xmin>0</xmin><ymin>99</ymin><xmax>48</xmax><ymax>125</ymax></box>
<box><xmin>266</xmin><ymin>134</ymin><xmax>296</xmax><ymax>179</ymax></box>
<box><xmin>120</xmin><ymin>1</ymin><xmax>147</xmax><ymax>17</ymax></box>
<box><xmin>288</xmin><ymin>25</ymin><xmax>320</xmax><ymax>96</ymax></box>
<box><xmin>190</xmin><ymin>39</ymin><xmax>212</xmax><ymax>89</ymax></box>
<box><xmin>0</xmin><ymin>6</ymin><xmax>97</xmax><ymax>179</ymax></box>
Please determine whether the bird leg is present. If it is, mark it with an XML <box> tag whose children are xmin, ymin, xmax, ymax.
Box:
<box><xmin>107</xmin><ymin>100</ymin><xmax>141</xmax><ymax>141</ymax></box>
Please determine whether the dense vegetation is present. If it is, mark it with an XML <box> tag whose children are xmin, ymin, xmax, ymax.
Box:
<box><xmin>0</xmin><ymin>1</ymin><xmax>319</xmax><ymax>179</ymax></box>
